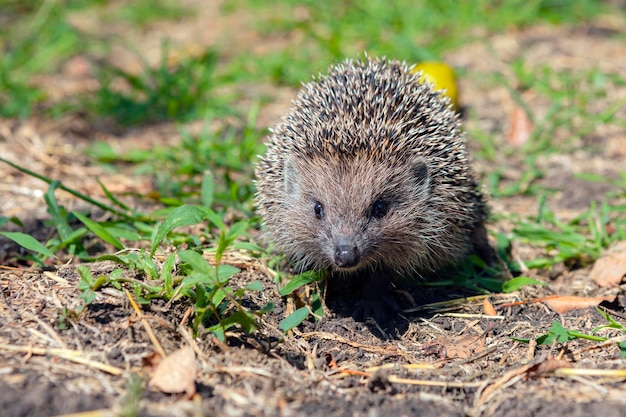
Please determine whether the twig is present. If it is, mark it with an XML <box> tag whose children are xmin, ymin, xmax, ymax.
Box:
<box><xmin>23</xmin><ymin>311</ymin><xmax>68</xmax><ymax>349</ymax></box>
<box><xmin>49</xmin><ymin>409</ymin><xmax>116</xmax><ymax>417</ymax></box>
<box><xmin>0</xmin><ymin>343</ymin><xmax>123</xmax><ymax>375</ymax></box>
<box><xmin>443</xmin><ymin>313</ymin><xmax>505</xmax><ymax>320</ymax></box>
<box><xmin>555</xmin><ymin>368</ymin><xmax>626</xmax><ymax>377</ymax></box>
<box><xmin>388</xmin><ymin>375</ymin><xmax>484</xmax><ymax>388</ymax></box>
<box><xmin>124</xmin><ymin>288</ymin><xmax>167</xmax><ymax>358</ymax></box>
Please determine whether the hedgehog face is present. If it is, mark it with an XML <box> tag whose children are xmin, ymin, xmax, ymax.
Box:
<box><xmin>255</xmin><ymin>58</ymin><xmax>488</xmax><ymax>279</ymax></box>
<box><xmin>281</xmin><ymin>155</ymin><xmax>435</xmax><ymax>274</ymax></box>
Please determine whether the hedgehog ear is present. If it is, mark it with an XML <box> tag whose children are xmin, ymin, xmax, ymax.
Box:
<box><xmin>284</xmin><ymin>158</ymin><xmax>299</xmax><ymax>196</ymax></box>
<box><xmin>410</xmin><ymin>159</ymin><xmax>431</xmax><ymax>191</ymax></box>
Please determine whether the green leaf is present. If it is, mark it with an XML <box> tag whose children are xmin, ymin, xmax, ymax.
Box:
<box><xmin>593</xmin><ymin>308</ymin><xmax>626</xmax><ymax>333</ymax></box>
<box><xmin>311</xmin><ymin>290</ymin><xmax>324</xmax><ymax>320</ymax></box>
<box><xmin>178</xmin><ymin>250</ymin><xmax>214</xmax><ymax>276</ymax></box>
<box><xmin>76</xmin><ymin>265</ymin><xmax>97</xmax><ymax>308</ymax></box>
<box><xmin>0</xmin><ymin>216</ymin><xmax>10</xmax><ymax>229</ymax></box>
<box><xmin>95</xmin><ymin>254</ymin><xmax>131</xmax><ymax>266</ymax></box>
<box><xmin>161</xmin><ymin>253</ymin><xmax>176</xmax><ymax>296</ymax></box>
<box><xmin>205</xmin><ymin>209</ymin><xmax>225</xmax><ymax>231</ymax></box>
<box><xmin>150</xmin><ymin>205</ymin><xmax>209</xmax><ymax>256</ymax></box>
<box><xmin>279</xmin><ymin>270</ymin><xmax>326</xmax><ymax>296</ymax></box>
<box><xmin>207</xmin><ymin>310</ymin><xmax>258</xmax><ymax>335</ymax></box>
<box><xmin>44</xmin><ymin>181</ymin><xmax>73</xmax><ymax>241</ymax></box>
<box><xmin>105</xmin><ymin>227</ymin><xmax>141</xmax><ymax>242</ymax></box>
<box><xmin>260</xmin><ymin>302</ymin><xmax>275</xmax><ymax>313</ymax></box>
<box><xmin>502</xmin><ymin>276</ymin><xmax>546</xmax><ymax>293</ymax></box>
<box><xmin>550</xmin><ymin>321</ymin><xmax>571</xmax><ymax>343</ymax></box>
<box><xmin>216</xmin><ymin>264</ymin><xmax>240</xmax><ymax>284</ymax></box>
<box><xmin>245</xmin><ymin>281</ymin><xmax>263</xmax><ymax>291</ymax></box>
<box><xmin>475</xmin><ymin>277</ymin><xmax>504</xmax><ymax>292</ymax></box>
<box><xmin>0</xmin><ymin>232</ymin><xmax>56</xmax><ymax>259</ymax></box>
<box><xmin>200</xmin><ymin>170</ymin><xmax>214</xmax><ymax>208</ymax></box>
<box><xmin>279</xmin><ymin>307</ymin><xmax>310</xmax><ymax>331</ymax></box>
<box><xmin>537</xmin><ymin>321</ymin><xmax>571</xmax><ymax>345</ymax></box>
<box><xmin>574</xmin><ymin>172</ymin><xmax>609</xmax><ymax>183</ymax></box>
<box><xmin>215</xmin><ymin>219</ymin><xmax>249</xmax><ymax>261</ymax></box>
<box><xmin>97</xmin><ymin>178</ymin><xmax>133</xmax><ymax>213</ymax></box>
<box><xmin>72</xmin><ymin>212</ymin><xmax>124</xmax><ymax>250</ymax></box>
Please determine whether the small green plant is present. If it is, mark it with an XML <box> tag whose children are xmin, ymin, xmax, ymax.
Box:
<box><xmin>505</xmin><ymin>63</ymin><xmax>626</xmax><ymax>155</ymax></box>
<box><xmin>86</xmin><ymin>109</ymin><xmax>265</xmax><ymax>210</ymax></box>
<box><xmin>506</xmin><ymin>196</ymin><xmax>626</xmax><ymax>270</ymax></box>
<box><xmin>276</xmin><ymin>270</ymin><xmax>326</xmax><ymax>330</ymax></box>
<box><xmin>92</xmin><ymin>44</ymin><xmax>232</xmax><ymax>125</ymax></box>
<box><xmin>0</xmin><ymin>0</ymin><xmax>200</xmax><ymax>118</ymax></box>
<box><xmin>0</xmin><ymin>1</ymin><xmax>83</xmax><ymax>117</ymax></box>
<box><xmin>472</xmin><ymin>63</ymin><xmax>625</xmax><ymax>199</ymax></box>
<box><xmin>576</xmin><ymin>171</ymin><xmax>626</xmax><ymax>199</ymax></box>
<box><xmin>113</xmin><ymin>0</ymin><xmax>192</xmax><ymax>27</ymax></box>
<box><xmin>53</xmin><ymin>204</ymin><xmax>272</xmax><ymax>340</ymax></box>
<box><xmin>0</xmin><ymin>156</ymin><xmax>149</xmax><ymax>264</ymax></box>
<box><xmin>515</xmin><ymin>310</ymin><xmax>626</xmax><ymax>358</ymax></box>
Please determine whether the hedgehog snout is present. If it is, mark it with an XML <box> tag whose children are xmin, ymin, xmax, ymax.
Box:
<box><xmin>333</xmin><ymin>238</ymin><xmax>361</xmax><ymax>269</ymax></box>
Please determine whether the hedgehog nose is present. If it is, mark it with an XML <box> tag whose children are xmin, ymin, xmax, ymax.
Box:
<box><xmin>334</xmin><ymin>244</ymin><xmax>360</xmax><ymax>268</ymax></box>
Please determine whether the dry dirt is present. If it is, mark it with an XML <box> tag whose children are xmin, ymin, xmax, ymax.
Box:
<box><xmin>1</xmin><ymin>4</ymin><xmax>626</xmax><ymax>417</ymax></box>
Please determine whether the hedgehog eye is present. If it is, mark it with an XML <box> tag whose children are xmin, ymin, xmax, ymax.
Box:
<box><xmin>314</xmin><ymin>201</ymin><xmax>325</xmax><ymax>219</ymax></box>
<box><xmin>371</xmin><ymin>199</ymin><xmax>389</xmax><ymax>219</ymax></box>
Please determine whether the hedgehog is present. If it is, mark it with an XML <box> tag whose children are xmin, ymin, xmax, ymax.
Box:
<box><xmin>254</xmin><ymin>58</ymin><xmax>494</xmax><ymax>310</ymax></box>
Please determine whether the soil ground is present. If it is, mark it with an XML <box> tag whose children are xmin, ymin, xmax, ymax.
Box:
<box><xmin>1</xmin><ymin>4</ymin><xmax>626</xmax><ymax>417</ymax></box>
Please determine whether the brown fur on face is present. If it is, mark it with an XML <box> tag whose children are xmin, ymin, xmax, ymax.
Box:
<box><xmin>255</xmin><ymin>58</ymin><xmax>489</xmax><ymax>277</ymax></box>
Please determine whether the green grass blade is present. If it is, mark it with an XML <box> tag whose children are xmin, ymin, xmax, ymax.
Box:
<box><xmin>200</xmin><ymin>170</ymin><xmax>215</xmax><ymax>208</ymax></box>
<box><xmin>177</xmin><ymin>249</ymin><xmax>214</xmax><ymax>276</ymax></box>
<box><xmin>279</xmin><ymin>307</ymin><xmax>310</xmax><ymax>332</ymax></box>
<box><xmin>44</xmin><ymin>181</ymin><xmax>73</xmax><ymax>241</ymax></box>
<box><xmin>72</xmin><ymin>211</ymin><xmax>124</xmax><ymax>250</ymax></box>
<box><xmin>502</xmin><ymin>277</ymin><xmax>546</xmax><ymax>293</ymax></box>
<box><xmin>0</xmin><ymin>231</ymin><xmax>56</xmax><ymax>259</ymax></box>
<box><xmin>96</xmin><ymin>178</ymin><xmax>134</xmax><ymax>213</ymax></box>
<box><xmin>279</xmin><ymin>270</ymin><xmax>326</xmax><ymax>296</ymax></box>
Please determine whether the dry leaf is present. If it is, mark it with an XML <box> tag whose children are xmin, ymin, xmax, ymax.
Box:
<box><xmin>324</xmin><ymin>352</ymin><xmax>339</xmax><ymax>369</ymax></box>
<box><xmin>483</xmin><ymin>298</ymin><xmax>497</xmax><ymax>316</ymax></box>
<box><xmin>543</xmin><ymin>295</ymin><xmax>615</xmax><ymax>314</ymax></box>
<box><xmin>445</xmin><ymin>334</ymin><xmax>485</xmax><ymax>359</ymax></box>
<box><xmin>589</xmin><ymin>240</ymin><xmax>626</xmax><ymax>287</ymax></box>
<box><xmin>149</xmin><ymin>346</ymin><xmax>196</xmax><ymax>397</ymax></box>
<box><xmin>526</xmin><ymin>358</ymin><xmax>571</xmax><ymax>379</ymax></box>
<box><xmin>506</xmin><ymin>105</ymin><xmax>533</xmax><ymax>147</ymax></box>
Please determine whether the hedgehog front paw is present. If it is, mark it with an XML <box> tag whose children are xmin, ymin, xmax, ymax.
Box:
<box><xmin>353</xmin><ymin>276</ymin><xmax>399</xmax><ymax>322</ymax></box>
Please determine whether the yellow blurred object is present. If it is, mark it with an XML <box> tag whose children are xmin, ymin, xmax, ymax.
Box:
<box><xmin>412</xmin><ymin>61</ymin><xmax>459</xmax><ymax>111</ymax></box>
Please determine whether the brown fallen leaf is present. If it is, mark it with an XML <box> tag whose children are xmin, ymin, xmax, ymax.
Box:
<box><xmin>543</xmin><ymin>295</ymin><xmax>616</xmax><ymax>314</ymax></box>
<box><xmin>526</xmin><ymin>358</ymin><xmax>571</xmax><ymax>379</ymax></box>
<box><xmin>325</xmin><ymin>352</ymin><xmax>339</xmax><ymax>369</ymax></box>
<box><xmin>506</xmin><ymin>105</ymin><xmax>533</xmax><ymax>147</ymax></box>
<box><xmin>483</xmin><ymin>298</ymin><xmax>497</xmax><ymax>316</ymax></box>
<box><xmin>149</xmin><ymin>346</ymin><xmax>196</xmax><ymax>397</ymax></box>
<box><xmin>445</xmin><ymin>334</ymin><xmax>485</xmax><ymax>359</ymax></box>
<box><xmin>589</xmin><ymin>240</ymin><xmax>626</xmax><ymax>287</ymax></box>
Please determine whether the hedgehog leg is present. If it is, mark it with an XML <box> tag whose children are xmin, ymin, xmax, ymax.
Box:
<box><xmin>471</xmin><ymin>221</ymin><xmax>498</xmax><ymax>266</ymax></box>
<box><xmin>324</xmin><ymin>269</ymin><xmax>401</xmax><ymax>323</ymax></box>
<box><xmin>471</xmin><ymin>221</ymin><xmax>512</xmax><ymax>280</ymax></box>
<box><xmin>353</xmin><ymin>269</ymin><xmax>401</xmax><ymax>322</ymax></box>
